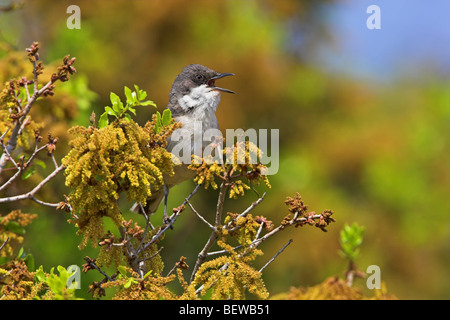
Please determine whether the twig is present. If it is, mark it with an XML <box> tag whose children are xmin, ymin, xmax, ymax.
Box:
<box><xmin>258</xmin><ymin>239</ymin><xmax>293</xmax><ymax>273</ymax></box>
<box><xmin>142</xmin><ymin>183</ymin><xmax>201</xmax><ymax>252</ymax></box>
<box><xmin>137</xmin><ymin>246</ymin><xmax>164</xmax><ymax>263</ymax></box>
<box><xmin>186</xmin><ymin>199</ymin><xmax>215</xmax><ymax>231</ymax></box>
<box><xmin>0</xmin><ymin>78</ymin><xmax>55</xmax><ymax>174</ymax></box>
<box><xmin>84</xmin><ymin>257</ymin><xmax>114</xmax><ymax>282</ymax></box>
<box><xmin>50</xmin><ymin>153</ymin><xmax>59</xmax><ymax>169</ymax></box>
<box><xmin>0</xmin><ymin>237</ymin><xmax>9</xmax><ymax>251</ymax></box>
<box><xmin>225</xmin><ymin>192</ymin><xmax>266</xmax><ymax>232</ymax></box>
<box><xmin>0</xmin><ymin>140</ymin><xmax>50</xmax><ymax>193</ymax></box>
<box><xmin>31</xmin><ymin>196</ymin><xmax>61</xmax><ymax>208</ymax></box>
<box><xmin>207</xmin><ymin>245</ymin><xmax>243</xmax><ymax>257</ymax></box>
<box><xmin>119</xmin><ymin>225</ymin><xmax>145</xmax><ymax>278</ymax></box>
<box><xmin>0</xmin><ymin>42</ymin><xmax>75</xmax><ymax>175</ymax></box>
<box><xmin>190</xmin><ymin>181</ymin><xmax>228</xmax><ymax>283</ymax></box>
<box><xmin>251</xmin><ymin>213</ymin><xmax>323</xmax><ymax>249</ymax></box>
<box><xmin>0</xmin><ymin>164</ymin><xmax>64</xmax><ymax>203</ymax></box>
<box><xmin>122</xmin><ymin>184</ymin><xmax>201</xmax><ymax>277</ymax></box>
<box><xmin>0</xmin><ymin>168</ymin><xmax>22</xmax><ymax>192</ymax></box>
<box><xmin>135</xmin><ymin>203</ymin><xmax>154</xmax><ymax>253</ymax></box>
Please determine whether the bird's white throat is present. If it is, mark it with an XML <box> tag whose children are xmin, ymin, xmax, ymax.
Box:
<box><xmin>178</xmin><ymin>84</ymin><xmax>221</xmax><ymax>116</ymax></box>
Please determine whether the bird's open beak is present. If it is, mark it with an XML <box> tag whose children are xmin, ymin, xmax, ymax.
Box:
<box><xmin>208</xmin><ymin>72</ymin><xmax>235</xmax><ymax>94</ymax></box>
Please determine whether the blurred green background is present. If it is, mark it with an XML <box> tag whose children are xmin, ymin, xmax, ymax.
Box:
<box><xmin>1</xmin><ymin>0</ymin><xmax>449</xmax><ymax>299</ymax></box>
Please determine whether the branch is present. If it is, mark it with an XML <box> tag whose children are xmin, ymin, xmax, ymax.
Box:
<box><xmin>0</xmin><ymin>141</ymin><xmax>49</xmax><ymax>193</ymax></box>
<box><xmin>142</xmin><ymin>183</ymin><xmax>201</xmax><ymax>252</ymax></box>
<box><xmin>0</xmin><ymin>80</ymin><xmax>54</xmax><ymax>174</ymax></box>
<box><xmin>83</xmin><ymin>257</ymin><xmax>114</xmax><ymax>282</ymax></box>
<box><xmin>186</xmin><ymin>199</ymin><xmax>215</xmax><ymax>231</ymax></box>
<box><xmin>0</xmin><ymin>164</ymin><xmax>64</xmax><ymax>203</ymax></box>
<box><xmin>124</xmin><ymin>184</ymin><xmax>201</xmax><ymax>277</ymax></box>
<box><xmin>0</xmin><ymin>42</ymin><xmax>75</xmax><ymax>175</ymax></box>
<box><xmin>225</xmin><ymin>192</ymin><xmax>266</xmax><ymax>232</ymax></box>
<box><xmin>258</xmin><ymin>238</ymin><xmax>293</xmax><ymax>273</ymax></box>
<box><xmin>0</xmin><ymin>237</ymin><xmax>9</xmax><ymax>251</ymax></box>
<box><xmin>190</xmin><ymin>181</ymin><xmax>228</xmax><ymax>283</ymax></box>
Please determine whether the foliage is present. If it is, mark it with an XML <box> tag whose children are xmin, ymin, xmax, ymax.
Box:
<box><xmin>34</xmin><ymin>265</ymin><xmax>80</xmax><ymax>300</ymax></box>
<box><xmin>3</xmin><ymin>0</ymin><xmax>436</xmax><ymax>298</ymax></box>
<box><xmin>62</xmin><ymin>87</ymin><xmax>178</xmax><ymax>249</ymax></box>
<box><xmin>339</xmin><ymin>223</ymin><xmax>365</xmax><ymax>262</ymax></box>
<box><xmin>0</xmin><ymin>42</ymin><xmax>339</xmax><ymax>300</ymax></box>
<box><xmin>272</xmin><ymin>276</ymin><xmax>395</xmax><ymax>300</ymax></box>
<box><xmin>272</xmin><ymin>223</ymin><xmax>395</xmax><ymax>300</ymax></box>
<box><xmin>98</xmin><ymin>85</ymin><xmax>156</xmax><ymax>129</ymax></box>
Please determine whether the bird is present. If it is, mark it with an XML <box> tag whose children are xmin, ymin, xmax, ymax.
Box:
<box><xmin>133</xmin><ymin>64</ymin><xmax>235</xmax><ymax>222</ymax></box>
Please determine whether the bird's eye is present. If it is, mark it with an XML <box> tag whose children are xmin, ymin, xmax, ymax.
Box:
<box><xmin>196</xmin><ymin>74</ymin><xmax>203</xmax><ymax>80</ymax></box>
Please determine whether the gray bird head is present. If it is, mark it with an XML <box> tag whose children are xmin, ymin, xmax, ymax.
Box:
<box><xmin>168</xmin><ymin>64</ymin><xmax>234</xmax><ymax>116</ymax></box>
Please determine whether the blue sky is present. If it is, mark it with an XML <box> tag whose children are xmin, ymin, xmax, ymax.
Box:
<box><xmin>316</xmin><ymin>0</ymin><xmax>450</xmax><ymax>81</ymax></box>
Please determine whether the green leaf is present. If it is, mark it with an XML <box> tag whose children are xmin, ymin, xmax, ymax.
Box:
<box><xmin>16</xmin><ymin>247</ymin><xmax>24</xmax><ymax>259</ymax></box>
<box><xmin>124</xmin><ymin>278</ymin><xmax>132</xmax><ymax>289</ymax></box>
<box><xmin>110</xmin><ymin>91</ymin><xmax>121</xmax><ymax>105</ymax></box>
<box><xmin>17</xmin><ymin>88</ymin><xmax>27</xmax><ymax>104</ymax></box>
<box><xmin>143</xmin><ymin>270</ymin><xmax>153</xmax><ymax>279</ymax></box>
<box><xmin>154</xmin><ymin>111</ymin><xmax>162</xmax><ymax>133</ymax></box>
<box><xmin>117</xmin><ymin>265</ymin><xmax>128</xmax><ymax>277</ymax></box>
<box><xmin>34</xmin><ymin>159</ymin><xmax>46</xmax><ymax>170</ymax></box>
<box><xmin>124</xmin><ymin>277</ymin><xmax>137</xmax><ymax>289</ymax></box>
<box><xmin>21</xmin><ymin>165</ymin><xmax>36</xmax><ymax>180</ymax></box>
<box><xmin>98</xmin><ymin>112</ymin><xmax>109</xmax><ymax>129</ymax></box>
<box><xmin>161</xmin><ymin>108</ymin><xmax>172</xmax><ymax>126</ymax></box>
<box><xmin>140</xmin><ymin>100</ymin><xmax>156</xmax><ymax>107</ymax></box>
<box><xmin>134</xmin><ymin>84</ymin><xmax>146</xmax><ymax>100</ymax></box>
<box><xmin>35</xmin><ymin>266</ymin><xmax>46</xmax><ymax>282</ymax></box>
<box><xmin>124</xmin><ymin>86</ymin><xmax>134</xmax><ymax>104</ymax></box>
<box><xmin>104</xmin><ymin>106</ymin><xmax>117</xmax><ymax>116</ymax></box>
<box><xmin>5</xmin><ymin>221</ymin><xmax>26</xmax><ymax>235</ymax></box>
<box><xmin>110</xmin><ymin>92</ymin><xmax>124</xmax><ymax>113</ymax></box>
<box><xmin>127</xmin><ymin>106</ymin><xmax>136</xmax><ymax>115</ymax></box>
<box><xmin>25</xmin><ymin>253</ymin><xmax>35</xmax><ymax>271</ymax></box>
<box><xmin>339</xmin><ymin>223</ymin><xmax>365</xmax><ymax>262</ymax></box>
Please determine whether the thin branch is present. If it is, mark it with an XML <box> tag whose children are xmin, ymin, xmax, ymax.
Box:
<box><xmin>190</xmin><ymin>181</ymin><xmax>228</xmax><ymax>283</ymax></box>
<box><xmin>142</xmin><ymin>183</ymin><xmax>201</xmax><ymax>252</ymax></box>
<box><xmin>0</xmin><ymin>164</ymin><xmax>64</xmax><ymax>203</ymax></box>
<box><xmin>0</xmin><ymin>79</ymin><xmax>55</xmax><ymax>174</ymax></box>
<box><xmin>258</xmin><ymin>239</ymin><xmax>293</xmax><ymax>273</ymax></box>
<box><xmin>83</xmin><ymin>257</ymin><xmax>114</xmax><ymax>282</ymax></box>
<box><xmin>225</xmin><ymin>192</ymin><xmax>266</xmax><ymax>232</ymax></box>
<box><xmin>0</xmin><ymin>168</ymin><xmax>22</xmax><ymax>192</ymax></box>
<box><xmin>119</xmin><ymin>225</ymin><xmax>144</xmax><ymax>278</ymax></box>
<box><xmin>0</xmin><ymin>139</ymin><xmax>50</xmax><ymax>193</ymax></box>
<box><xmin>0</xmin><ymin>41</ymin><xmax>73</xmax><ymax>175</ymax></box>
<box><xmin>0</xmin><ymin>237</ymin><xmax>9</xmax><ymax>251</ymax></box>
<box><xmin>207</xmin><ymin>245</ymin><xmax>243</xmax><ymax>257</ymax></box>
<box><xmin>137</xmin><ymin>246</ymin><xmax>164</xmax><ymax>263</ymax></box>
<box><xmin>135</xmin><ymin>205</ymin><xmax>154</xmax><ymax>253</ymax></box>
<box><xmin>25</xmin><ymin>143</ymin><xmax>49</xmax><ymax>168</ymax></box>
<box><xmin>249</xmin><ymin>213</ymin><xmax>327</xmax><ymax>251</ymax></box>
<box><xmin>186</xmin><ymin>199</ymin><xmax>215</xmax><ymax>231</ymax></box>
<box><xmin>50</xmin><ymin>153</ymin><xmax>59</xmax><ymax>169</ymax></box>
<box><xmin>31</xmin><ymin>196</ymin><xmax>60</xmax><ymax>208</ymax></box>
<box><xmin>0</xmin><ymin>127</ymin><xmax>10</xmax><ymax>140</ymax></box>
